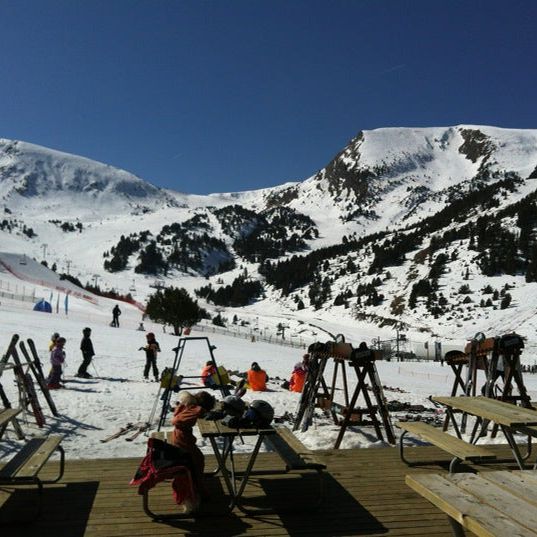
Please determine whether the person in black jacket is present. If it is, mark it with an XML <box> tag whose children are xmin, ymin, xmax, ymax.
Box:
<box><xmin>112</xmin><ymin>304</ymin><xmax>121</xmax><ymax>327</ymax></box>
<box><xmin>139</xmin><ymin>332</ymin><xmax>161</xmax><ymax>381</ymax></box>
<box><xmin>77</xmin><ymin>327</ymin><xmax>95</xmax><ymax>378</ymax></box>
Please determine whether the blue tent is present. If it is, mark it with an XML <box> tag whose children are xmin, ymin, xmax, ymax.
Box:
<box><xmin>33</xmin><ymin>299</ymin><xmax>52</xmax><ymax>313</ymax></box>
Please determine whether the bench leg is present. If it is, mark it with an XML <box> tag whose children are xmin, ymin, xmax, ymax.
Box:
<box><xmin>315</xmin><ymin>468</ymin><xmax>324</xmax><ymax>509</ymax></box>
<box><xmin>399</xmin><ymin>430</ymin><xmax>414</xmax><ymax>466</ymax></box>
<box><xmin>40</xmin><ymin>446</ymin><xmax>66</xmax><ymax>484</ymax></box>
<box><xmin>33</xmin><ymin>479</ymin><xmax>44</xmax><ymax>521</ymax></box>
<box><xmin>400</xmin><ymin>431</ymin><xmax>463</xmax><ymax>473</ymax></box>
<box><xmin>447</xmin><ymin>516</ymin><xmax>466</xmax><ymax>536</ymax></box>
<box><xmin>143</xmin><ymin>489</ymin><xmax>195</xmax><ymax>520</ymax></box>
<box><xmin>449</xmin><ymin>457</ymin><xmax>462</xmax><ymax>473</ymax></box>
<box><xmin>142</xmin><ymin>471</ymin><xmax>198</xmax><ymax>520</ymax></box>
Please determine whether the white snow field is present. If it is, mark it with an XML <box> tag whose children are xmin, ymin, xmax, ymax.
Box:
<box><xmin>1</xmin><ymin>265</ymin><xmax>537</xmax><ymax>464</ymax></box>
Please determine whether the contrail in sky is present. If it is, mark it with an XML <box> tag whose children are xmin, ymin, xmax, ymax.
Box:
<box><xmin>379</xmin><ymin>64</ymin><xmax>406</xmax><ymax>75</ymax></box>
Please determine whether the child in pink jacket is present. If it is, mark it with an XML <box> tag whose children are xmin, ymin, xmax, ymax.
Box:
<box><xmin>47</xmin><ymin>337</ymin><xmax>66</xmax><ymax>389</ymax></box>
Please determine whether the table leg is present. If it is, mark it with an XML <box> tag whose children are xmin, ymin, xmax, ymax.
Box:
<box><xmin>447</xmin><ymin>409</ymin><xmax>463</xmax><ymax>439</ymax></box>
<box><xmin>228</xmin><ymin>440</ymin><xmax>237</xmax><ymax>496</ymax></box>
<box><xmin>207</xmin><ymin>436</ymin><xmax>234</xmax><ymax>475</ymax></box>
<box><xmin>500</xmin><ymin>426</ymin><xmax>526</xmax><ymax>470</ymax></box>
<box><xmin>208</xmin><ymin>436</ymin><xmax>236</xmax><ymax>500</ymax></box>
<box><xmin>235</xmin><ymin>434</ymin><xmax>265</xmax><ymax>500</ymax></box>
<box><xmin>208</xmin><ymin>434</ymin><xmax>267</xmax><ymax>512</ymax></box>
<box><xmin>469</xmin><ymin>416</ymin><xmax>489</xmax><ymax>444</ymax></box>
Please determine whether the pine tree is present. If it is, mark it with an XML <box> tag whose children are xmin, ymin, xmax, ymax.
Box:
<box><xmin>500</xmin><ymin>293</ymin><xmax>512</xmax><ymax>309</ymax></box>
<box><xmin>145</xmin><ymin>287</ymin><xmax>206</xmax><ymax>335</ymax></box>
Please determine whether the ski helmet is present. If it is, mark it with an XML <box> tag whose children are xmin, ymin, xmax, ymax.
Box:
<box><xmin>146</xmin><ymin>332</ymin><xmax>155</xmax><ymax>339</ymax></box>
<box><xmin>195</xmin><ymin>391</ymin><xmax>216</xmax><ymax>411</ymax></box>
<box><xmin>83</xmin><ymin>327</ymin><xmax>91</xmax><ymax>334</ymax></box>
<box><xmin>249</xmin><ymin>400</ymin><xmax>274</xmax><ymax>426</ymax></box>
<box><xmin>222</xmin><ymin>395</ymin><xmax>246</xmax><ymax>417</ymax></box>
<box><xmin>51</xmin><ymin>332</ymin><xmax>60</xmax><ymax>340</ymax></box>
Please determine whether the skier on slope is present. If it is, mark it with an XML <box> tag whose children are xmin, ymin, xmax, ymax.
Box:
<box><xmin>77</xmin><ymin>327</ymin><xmax>95</xmax><ymax>378</ymax></box>
<box><xmin>111</xmin><ymin>304</ymin><xmax>121</xmax><ymax>327</ymax></box>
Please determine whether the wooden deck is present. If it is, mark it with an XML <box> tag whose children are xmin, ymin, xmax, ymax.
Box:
<box><xmin>0</xmin><ymin>443</ymin><xmax>524</xmax><ymax>536</ymax></box>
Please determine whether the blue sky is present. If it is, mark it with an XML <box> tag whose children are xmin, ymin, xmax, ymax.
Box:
<box><xmin>1</xmin><ymin>1</ymin><xmax>536</xmax><ymax>195</ymax></box>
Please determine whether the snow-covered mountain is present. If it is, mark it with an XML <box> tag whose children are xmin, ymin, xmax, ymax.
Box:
<box><xmin>3</xmin><ymin>125</ymin><xmax>537</xmax><ymax>344</ymax></box>
<box><xmin>256</xmin><ymin>126</ymin><xmax>537</xmax><ymax>230</ymax></box>
<box><xmin>0</xmin><ymin>139</ymin><xmax>180</xmax><ymax>217</ymax></box>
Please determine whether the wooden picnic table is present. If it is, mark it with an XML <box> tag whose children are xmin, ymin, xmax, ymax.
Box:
<box><xmin>432</xmin><ymin>396</ymin><xmax>537</xmax><ymax>469</ymax></box>
<box><xmin>406</xmin><ymin>470</ymin><xmax>537</xmax><ymax>537</ymax></box>
<box><xmin>197</xmin><ymin>418</ymin><xmax>276</xmax><ymax>512</ymax></box>
<box><xmin>434</xmin><ymin>396</ymin><xmax>537</xmax><ymax>427</ymax></box>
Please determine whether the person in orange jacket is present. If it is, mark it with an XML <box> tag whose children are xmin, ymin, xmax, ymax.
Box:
<box><xmin>200</xmin><ymin>361</ymin><xmax>217</xmax><ymax>387</ymax></box>
<box><xmin>288</xmin><ymin>354</ymin><xmax>310</xmax><ymax>393</ymax></box>
<box><xmin>247</xmin><ymin>362</ymin><xmax>268</xmax><ymax>391</ymax></box>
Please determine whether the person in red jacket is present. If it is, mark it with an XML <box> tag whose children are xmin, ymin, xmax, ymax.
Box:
<box><xmin>247</xmin><ymin>362</ymin><xmax>268</xmax><ymax>391</ymax></box>
<box><xmin>171</xmin><ymin>391</ymin><xmax>215</xmax><ymax>511</ymax></box>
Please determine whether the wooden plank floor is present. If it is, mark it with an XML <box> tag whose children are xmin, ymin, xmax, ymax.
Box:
<box><xmin>0</xmin><ymin>444</ymin><xmax>526</xmax><ymax>536</ymax></box>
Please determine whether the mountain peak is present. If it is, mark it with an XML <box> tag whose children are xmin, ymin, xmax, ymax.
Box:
<box><xmin>0</xmin><ymin>138</ymin><xmax>178</xmax><ymax>215</ymax></box>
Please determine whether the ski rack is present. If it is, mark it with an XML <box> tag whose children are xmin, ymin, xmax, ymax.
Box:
<box><xmin>293</xmin><ymin>336</ymin><xmax>395</xmax><ymax>448</ymax></box>
<box><xmin>148</xmin><ymin>336</ymin><xmax>231</xmax><ymax>432</ymax></box>
<box><xmin>444</xmin><ymin>332</ymin><xmax>533</xmax><ymax>438</ymax></box>
<box><xmin>0</xmin><ymin>334</ymin><xmax>55</xmax><ymax>429</ymax></box>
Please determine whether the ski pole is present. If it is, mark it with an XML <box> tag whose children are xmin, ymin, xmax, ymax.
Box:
<box><xmin>91</xmin><ymin>359</ymin><xmax>100</xmax><ymax>378</ymax></box>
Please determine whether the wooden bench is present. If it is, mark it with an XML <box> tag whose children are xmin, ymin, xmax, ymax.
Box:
<box><xmin>0</xmin><ymin>408</ymin><xmax>24</xmax><ymax>440</ymax></box>
<box><xmin>397</xmin><ymin>421</ymin><xmax>496</xmax><ymax>472</ymax></box>
<box><xmin>0</xmin><ymin>435</ymin><xmax>65</xmax><ymax>522</ymax></box>
<box><xmin>137</xmin><ymin>431</ymin><xmax>195</xmax><ymax>519</ymax></box>
<box><xmin>263</xmin><ymin>426</ymin><xmax>326</xmax><ymax>507</ymax></box>
<box><xmin>406</xmin><ymin>471</ymin><xmax>537</xmax><ymax>536</ymax></box>
<box><xmin>150</xmin><ymin>430</ymin><xmax>173</xmax><ymax>442</ymax></box>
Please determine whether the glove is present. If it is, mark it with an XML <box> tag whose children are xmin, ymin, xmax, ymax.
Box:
<box><xmin>221</xmin><ymin>415</ymin><xmax>240</xmax><ymax>428</ymax></box>
<box><xmin>204</xmin><ymin>410</ymin><xmax>225</xmax><ymax>421</ymax></box>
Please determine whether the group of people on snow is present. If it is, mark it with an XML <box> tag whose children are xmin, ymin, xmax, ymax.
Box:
<box><xmin>46</xmin><ymin>327</ymin><xmax>96</xmax><ymax>389</ymax></box>
<box><xmin>47</xmin><ymin>302</ymin><xmax>120</xmax><ymax>388</ymax></box>
<box><xmin>199</xmin><ymin>355</ymin><xmax>309</xmax><ymax>394</ymax></box>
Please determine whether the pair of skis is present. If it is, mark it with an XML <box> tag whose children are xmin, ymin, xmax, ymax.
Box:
<box><xmin>100</xmin><ymin>421</ymin><xmax>151</xmax><ymax>443</ymax></box>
